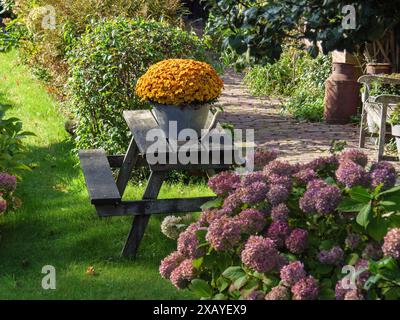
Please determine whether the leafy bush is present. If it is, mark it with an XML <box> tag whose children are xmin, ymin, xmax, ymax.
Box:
<box><xmin>11</xmin><ymin>0</ymin><xmax>187</xmax><ymax>90</ymax></box>
<box><xmin>68</xmin><ymin>18</ymin><xmax>210</xmax><ymax>153</ymax></box>
<box><xmin>0</xmin><ymin>100</ymin><xmax>34</xmax><ymax>173</ymax></box>
<box><xmin>244</xmin><ymin>49</ymin><xmax>331</xmax><ymax>122</ymax></box>
<box><xmin>159</xmin><ymin>149</ymin><xmax>400</xmax><ymax>300</ymax></box>
<box><xmin>0</xmin><ymin>171</ymin><xmax>20</xmax><ymax>215</ymax></box>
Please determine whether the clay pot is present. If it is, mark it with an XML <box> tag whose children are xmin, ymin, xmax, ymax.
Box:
<box><xmin>324</xmin><ymin>63</ymin><xmax>360</xmax><ymax>124</ymax></box>
<box><xmin>366</xmin><ymin>63</ymin><xmax>392</xmax><ymax>75</ymax></box>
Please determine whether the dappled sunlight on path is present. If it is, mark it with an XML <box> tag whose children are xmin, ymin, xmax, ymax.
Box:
<box><xmin>218</xmin><ymin>69</ymin><xmax>396</xmax><ymax>167</ymax></box>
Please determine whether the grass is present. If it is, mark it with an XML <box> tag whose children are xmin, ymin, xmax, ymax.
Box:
<box><xmin>0</xmin><ymin>50</ymin><xmax>213</xmax><ymax>299</ymax></box>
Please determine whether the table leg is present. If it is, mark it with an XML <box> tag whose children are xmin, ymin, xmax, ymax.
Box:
<box><xmin>121</xmin><ymin>171</ymin><xmax>166</xmax><ymax>258</ymax></box>
<box><xmin>116</xmin><ymin>137</ymin><xmax>140</xmax><ymax>196</ymax></box>
<box><xmin>359</xmin><ymin>104</ymin><xmax>367</xmax><ymax>148</ymax></box>
<box><xmin>377</xmin><ymin>104</ymin><xmax>388</xmax><ymax>161</ymax></box>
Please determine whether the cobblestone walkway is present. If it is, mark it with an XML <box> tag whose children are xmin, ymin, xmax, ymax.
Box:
<box><xmin>218</xmin><ymin>70</ymin><xmax>394</xmax><ymax>166</ymax></box>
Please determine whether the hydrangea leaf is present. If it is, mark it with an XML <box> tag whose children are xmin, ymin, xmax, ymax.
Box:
<box><xmin>337</xmin><ymin>197</ymin><xmax>369</xmax><ymax>212</ymax></box>
<box><xmin>189</xmin><ymin>279</ymin><xmax>213</xmax><ymax>298</ymax></box>
<box><xmin>349</xmin><ymin>186</ymin><xmax>373</xmax><ymax>203</ymax></box>
<box><xmin>213</xmin><ymin>293</ymin><xmax>227</xmax><ymax>300</ymax></box>
<box><xmin>222</xmin><ymin>266</ymin><xmax>246</xmax><ymax>282</ymax></box>
<box><xmin>192</xmin><ymin>257</ymin><xmax>204</xmax><ymax>269</ymax></box>
<box><xmin>216</xmin><ymin>276</ymin><xmax>230</xmax><ymax>292</ymax></box>
<box><xmin>356</xmin><ymin>203</ymin><xmax>372</xmax><ymax>228</ymax></box>
<box><xmin>366</xmin><ymin>216</ymin><xmax>388</xmax><ymax>241</ymax></box>
<box><xmin>200</xmin><ymin>198</ymin><xmax>223</xmax><ymax>210</ymax></box>
<box><xmin>233</xmin><ymin>276</ymin><xmax>248</xmax><ymax>290</ymax></box>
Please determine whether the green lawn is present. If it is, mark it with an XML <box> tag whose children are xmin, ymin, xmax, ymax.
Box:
<box><xmin>0</xmin><ymin>50</ymin><xmax>212</xmax><ymax>299</ymax></box>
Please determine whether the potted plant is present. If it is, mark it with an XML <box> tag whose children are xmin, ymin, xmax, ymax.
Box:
<box><xmin>389</xmin><ymin>104</ymin><xmax>400</xmax><ymax>158</ymax></box>
<box><xmin>135</xmin><ymin>59</ymin><xmax>224</xmax><ymax>140</ymax></box>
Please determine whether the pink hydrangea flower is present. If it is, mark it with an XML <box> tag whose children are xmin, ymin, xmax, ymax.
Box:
<box><xmin>239</xmin><ymin>181</ymin><xmax>268</xmax><ymax>205</ymax></box>
<box><xmin>335</xmin><ymin>161</ymin><xmax>368</xmax><ymax>188</ymax></box>
<box><xmin>267</xmin><ymin>184</ymin><xmax>289</xmax><ymax>206</ymax></box>
<box><xmin>271</xmin><ymin>203</ymin><xmax>290</xmax><ymax>222</ymax></box>
<box><xmin>177</xmin><ymin>223</ymin><xmax>206</xmax><ymax>259</ymax></box>
<box><xmin>234</xmin><ymin>209</ymin><xmax>266</xmax><ymax>234</ymax></box>
<box><xmin>170</xmin><ymin>259</ymin><xmax>196</xmax><ymax>289</ymax></box>
<box><xmin>0</xmin><ymin>172</ymin><xmax>17</xmax><ymax>193</ymax></box>
<box><xmin>208</xmin><ymin>171</ymin><xmax>241</xmax><ymax>196</ymax></box>
<box><xmin>221</xmin><ymin>191</ymin><xmax>243</xmax><ymax>214</ymax></box>
<box><xmin>291</xmin><ymin>276</ymin><xmax>319</xmax><ymax>300</ymax></box>
<box><xmin>285</xmin><ymin>228</ymin><xmax>308</xmax><ymax>254</ymax></box>
<box><xmin>382</xmin><ymin>228</ymin><xmax>400</xmax><ymax>259</ymax></box>
<box><xmin>266</xmin><ymin>220</ymin><xmax>291</xmax><ymax>248</ymax></box>
<box><xmin>159</xmin><ymin>251</ymin><xmax>184</xmax><ymax>280</ymax></box>
<box><xmin>264</xmin><ymin>160</ymin><xmax>297</xmax><ymax>176</ymax></box>
<box><xmin>253</xmin><ymin>149</ymin><xmax>278</xmax><ymax>170</ymax></box>
<box><xmin>0</xmin><ymin>198</ymin><xmax>7</xmax><ymax>214</ymax></box>
<box><xmin>344</xmin><ymin>289</ymin><xmax>364</xmax><ymax>300</ymax></box>
<box><xmin>264</xmin><ymin>285</ymin><xmax>290</xmax><ymax>300</ymax></box>
<box><xmin>318</xmin><ymin>246</ymin><xmax>344</xmax><ymax>266</ymax></box>
<box><xmin>241</xmin><ymin>171</ymin><xmax>267</xmax><ymax>187</ymax></box>
<box><xmin>339</xmin><ymin>149</ymin><xmax>368</xmax><ymax>167</ymax></box>
<box><xmin>294</xmin><ymin>168</ymin><xmax>318</xmax><ymax>185</ymax></box>
<box><xmin>241</xmin><ymin>236</ymin><xmax>279</xmax><ymax>273</ymax></box>
<box><xmin>280</xmin><ymin>261</ymin><xmax>307</xmax><ymax>287</ymax></box>
<box><xmin>206</xmin><ymin>216</ymin><xmax>241</xmax><ymax>251</ymax></box>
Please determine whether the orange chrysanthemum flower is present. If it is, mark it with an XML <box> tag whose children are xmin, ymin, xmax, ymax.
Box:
<box><xmin>135</xmin><ymin>59</ymin><xmax>224</xmax><ymax>106</ymax></box>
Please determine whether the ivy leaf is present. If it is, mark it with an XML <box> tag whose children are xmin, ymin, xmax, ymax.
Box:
<box><xmin>356</xmin><ymin>202</ymin><xmax>372</xmax><ymax>228</ymax></box>
<box><xmin>189</xmin><ymin>279</ymin><xmax>213</xmax><ymax>298</ymax></box>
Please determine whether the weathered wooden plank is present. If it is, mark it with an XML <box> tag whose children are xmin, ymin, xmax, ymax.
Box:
<box><xmin>374</xmin><ymin>95</ymin><xmax>400</xmax><ymax>104</ymax></box>
<box><xmin>116</xmin><ymin>138</ymin><xmax>140</xmax><ymax>195</ymax></box>
<box><xmin>378</xmin><ymin>104</ymin><xmax>388</xmax><ymax>161</ymax></box>
<box><xmin>107</xmin><ymin>154</ymin><xmax>232</xmax><ymax>171</ymax></box>
<box><xmin>79</xmin><ymin>149</ymin><xmax>121</xmax><ymax>205</ymax></box>
<box><xmin>96</xmin><ymin>196</ymin><xmax>216</xmax><ymax>217</ymax></box>
<box><xmin>123</xmin><ymin>110</ymin><xmax>166</xmax><ymax>155</ymax></box>
<box><xmin>121</xmin><ymin>172</ymin><xmax>166</xmax><ymax>258</ymax></box>
<box><xmin>359</xmin><ymin>74</ymin><xmax>400</xmax><ymax>86</ymax></box>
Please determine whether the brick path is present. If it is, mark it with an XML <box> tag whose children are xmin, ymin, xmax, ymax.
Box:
<box><xmin>218</xmin><ymin>70</ymin><xmax>397</xmax><ymax>166</ymax></box>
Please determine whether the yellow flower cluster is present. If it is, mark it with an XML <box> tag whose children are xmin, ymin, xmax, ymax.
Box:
<box><xmin>135</xmin><ymin>59</ymin><xmax>224</xmax><ymax>105</ymax></box>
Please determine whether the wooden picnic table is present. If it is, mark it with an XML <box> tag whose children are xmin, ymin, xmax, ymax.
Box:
<box><xmin>79</xmin><ymin>109</ymin><xmax>243</xmax><ymax>258</ymax></box>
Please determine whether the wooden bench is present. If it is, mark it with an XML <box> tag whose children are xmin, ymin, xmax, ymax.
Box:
<box><xmin>79</xmin><ymin>109</ymin><xmax>245</xmax><ymax>258</ymax></box>
<box><xmin>358</xmin><ymin>74</ymin><xmax>400</xmax><ymax>161</ymax></box>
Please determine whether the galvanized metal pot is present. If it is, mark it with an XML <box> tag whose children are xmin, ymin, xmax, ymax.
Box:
<box><xmin>151</xmin><ymin>102</ymin><xmax>211</xmax><ymax>140</ymax></box>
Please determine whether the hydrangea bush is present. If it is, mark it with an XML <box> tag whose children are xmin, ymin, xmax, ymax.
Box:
<box><xmin>0</xmin><ymin>172</ymin><xmax>19</xmax><ymax>215</ymax></box>
<box><xmin>159</xmin><ymin>149</ymin><xmax>400</xmax><ymax>300</ymax></box>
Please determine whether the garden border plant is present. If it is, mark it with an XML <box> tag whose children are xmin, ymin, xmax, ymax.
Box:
<box><xmin>159</xmin><ymin>148</ymin><xmax>400</xmax><ymax>300</ymax></box>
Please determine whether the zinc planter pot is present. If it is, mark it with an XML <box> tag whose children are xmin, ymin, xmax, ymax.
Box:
<box><xmin>151</xmin><ymin>102</ymin><xmax>211</xmax><ymax>141</ymax></box>
<box><xmin>391</xmin><ymin>124</ymin><xmax>400</xmax><ymax>158</ymax></box>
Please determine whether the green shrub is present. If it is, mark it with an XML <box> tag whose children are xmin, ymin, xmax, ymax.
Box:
<box><xmin>0</xmin><ymin>97</ymin><xmax>34</xmax><ymax>173</ymax></box>
<box><xmin>68</xmin><ymin>18</ymin><xmax>210</xmax><ymax>154</ymax></box>
<box><xmin>244</xmin><ymin>48</ymin><xmax>332</xmax><ymax>122</ymax></box>
<box><xmin>12</xmin><ymin>0</ymin><xmax>187</xmax><ymax>91</ymax></box>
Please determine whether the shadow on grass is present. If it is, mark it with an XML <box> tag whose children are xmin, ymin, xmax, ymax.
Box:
<box><xmin>0</xmin><ymin>140</ymin><xmax>178</xmax><ymax>288</ymax></box>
